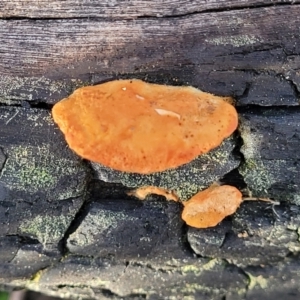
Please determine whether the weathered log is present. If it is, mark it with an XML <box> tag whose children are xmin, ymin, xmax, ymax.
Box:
<box><xmin>0</xmin><ymin>107</ymin><xmax>88</xmax><ymax>279</ymax></box>
<box><xmin>2</xmin><ymin>0</ymin><xmax>299</xmax><ymax>18</ymax></box>
<box><xmin>1</xmin><ymin>1</ymin><xmax>300</xmax><ymax>299</ymax></box>
<box><xmin>1</xmin><ymin>5</ymin><xmax>300</xmax><ymax>106</ymax></box>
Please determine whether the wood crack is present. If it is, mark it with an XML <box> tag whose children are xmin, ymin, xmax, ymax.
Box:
<box><xmin>58</xmin><ymin>193</ymin><xmax>92</xmax><ymax>256</ymax></box>
<box><xmin>1</xmin><ymin>2</ymin><xmax>300</xmax><ymax>21</ymax></box>
<box><xmin>137</xmin><ymin>2</ymin><xmax>300</xmax><ymax>19</ymax></box>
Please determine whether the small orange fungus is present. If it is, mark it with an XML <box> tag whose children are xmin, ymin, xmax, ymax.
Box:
<box><xmin>181</xmin><ymin>184</ymin><xmax>243</xmax><ymax>228</ymax></box>
<box><xmin>127</xmin><ymin>186</ymin><xmax>179</xmax><ymax>202</ymax></box>
<box><xmin>52</xmin><ymin>79</ymin><xmax>238</xmax><ymax>174</ymax></box>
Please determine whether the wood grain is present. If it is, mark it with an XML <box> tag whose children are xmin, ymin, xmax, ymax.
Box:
<box><xmin>1</xmin><ymin>6</ymin><xmax>300</xmax><ymax>76</ymax></box>
<box><xmin>1</xmin><ymin>0</ymin><xmax>299</xmax><ymax>18</ymax></box>
<box><xmin>1</xmin><ymin>5</ymin><xmax>300</xmax><ymax>105</ymax></box>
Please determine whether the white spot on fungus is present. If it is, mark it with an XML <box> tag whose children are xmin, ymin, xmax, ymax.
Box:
<box><xmin>154</xmin><ymin>108</ymin><xmax>181</xmax><ymax>120</ymax></box>
<box><xmin>135</xmin><ymin>94</ymin><xmax>145</xmax><ymax>100</ymax></box>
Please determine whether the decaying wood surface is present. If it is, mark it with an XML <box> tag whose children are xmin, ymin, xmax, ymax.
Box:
<box><xmin>1</xmin><ymin>1</ymin><xmax>300</xmax><ymax>299</ymax></box>
<box><xmin>1</xmin><ymin>4</ymin><xmax>300</xmax><ymax>106</ymax></box>
<box><xmin>1</xmin><ymin>0</ymin><xmax>300</xmax><ymax>18</ymax></box>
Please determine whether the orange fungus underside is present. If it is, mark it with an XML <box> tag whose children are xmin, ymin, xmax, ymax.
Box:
<box><xmin>127</xmin><ymin>186</ymin><xmax>179</xmax><ymax>202</ymax></box>
<box><xmin>181</xmin><ymin>185</ymin><xmax>243</xmax><ymax>228</ymax></box>
<box><xmin>52</xmin><ymin>79</ymin><xmax>238</xmax><ymax>174</ymax></box>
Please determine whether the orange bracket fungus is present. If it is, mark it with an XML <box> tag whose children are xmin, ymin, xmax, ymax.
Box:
<box><xmin>128</xmin><ymin>183</ymin><xmax>280</xmax><ymax>229</ymax></box>
<box><xmin>180</xmin><ymin>184</ymin><xmax>280</xmax><ymax>229</ymax></box>
<box><xmin>181</xmin><ymin>184</ymin><xmax>243</xmax><ymax>228</ymax></box>
<box><xmin>52</xmin><ymin>79</ymin><xmax>238</xmax><ymax>174</ymax></box>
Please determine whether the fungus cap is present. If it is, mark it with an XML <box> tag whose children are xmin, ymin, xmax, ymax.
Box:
<box><xmin>52</xmin><ymin>79</ymin><xmax>238</xmax><ymax>174</ymax></box>
<box><xmin>181</xmin><ymin>184</ymin><xmax>243</xmax><ymax>228</ymax></box>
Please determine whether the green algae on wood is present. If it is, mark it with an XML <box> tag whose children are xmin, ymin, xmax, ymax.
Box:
<box><xmin>0</xmin><ymin>107</ymin><xmax>89</xmax><ymax>201</ymax></box>
<box><xmin>0</xmin><ymin>74</ymin><xmax>88</xmax><ymax>105</ymax></box>
<box><xmin>239</xmin><ymin>111</ymin><xmax>300</xmax><ymax>204</ymax></box>
<box><xmin>20</xmin><ymin>215</ymin><xmax>74</xmax><ymax>246</ymax></box>
<box><xmin>187</xmin><ymin>202</ymin><xmax>300</xmax><ymax>266</ymax></box>
<box><xmin>66</xmin><ymin>199</ymin><xmax>183</xmax><ymax>259</ymax></box>
<box><xmin>0</xmin><ymin>107</ymin><xmax>89</xmax><ymax>251</ymax></box>
<box><xmin>0</xmin><ymin>144</ymin><xmax>87</xmax><ymax>200</ymax></box>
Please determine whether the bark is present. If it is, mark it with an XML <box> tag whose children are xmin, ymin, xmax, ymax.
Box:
<box><xmin>1</xmin><ymin>1</ymin><xmax>300</xmax><ymax>299</ymax></box>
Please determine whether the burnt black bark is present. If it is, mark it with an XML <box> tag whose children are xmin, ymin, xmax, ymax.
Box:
<box><xmin>1</xmin><ymin>1</ymin><xmax>300</xmax><ymax>299</ymax></box>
